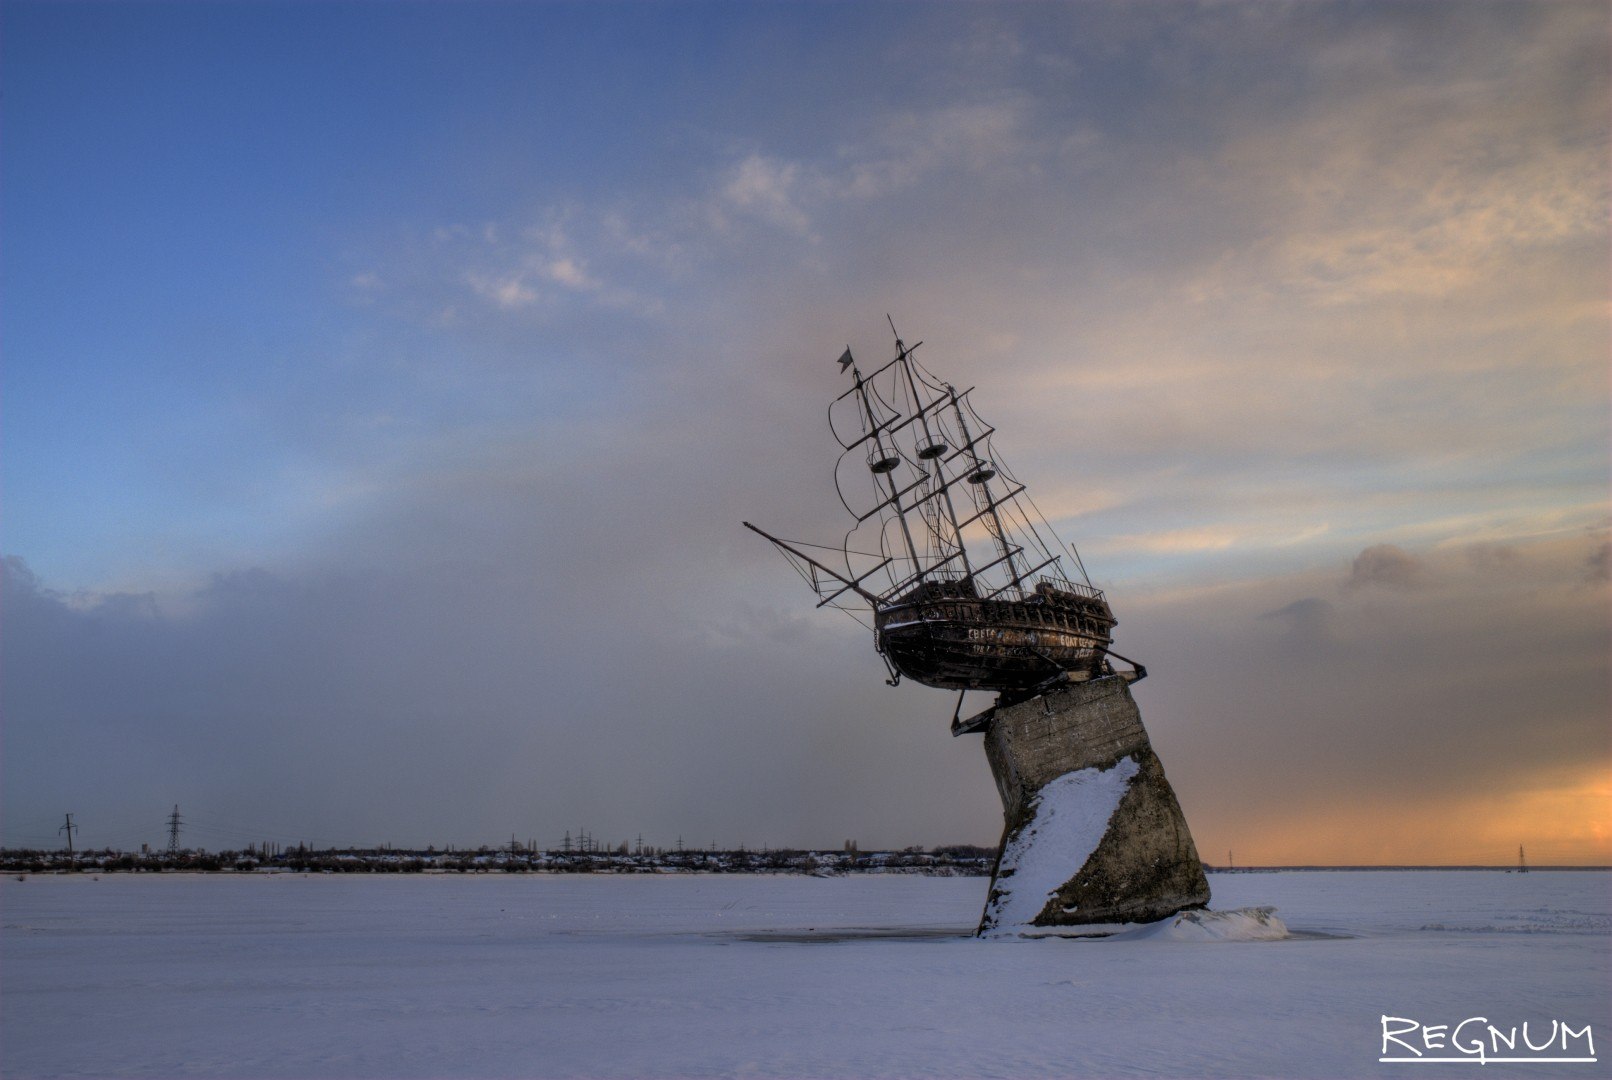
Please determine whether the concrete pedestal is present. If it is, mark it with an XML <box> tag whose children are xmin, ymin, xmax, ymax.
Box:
<box><xmin>977</xmin><ymin>676</ymin><xmax>1209</xmax><ymax>935</ymax></box>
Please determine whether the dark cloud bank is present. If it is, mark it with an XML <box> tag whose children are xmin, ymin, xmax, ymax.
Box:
<box><xmin>5</xmin><ymin>499</ymin><xmax>1605</xmax><ymax>861</ymax></box>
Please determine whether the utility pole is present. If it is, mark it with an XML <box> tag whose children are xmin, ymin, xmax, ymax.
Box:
<box><xmin>59</xmin><ymin>813</ymin><xmax>78</xmax><ymax>859</ymax></box>
<box><xmin>166</xmin><ymin>805</ymin><xmax>183</xmax><ymax>854</ymax></box>
<box><xmin>1519</xmin><ymin>844</ymin><xmax>1528</xmax><ymax>874</ymax></box>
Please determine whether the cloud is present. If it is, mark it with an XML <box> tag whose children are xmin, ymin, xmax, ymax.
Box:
<box><xmin>466</xmin><ymin>271</ymin><xmax>538</xmax><ymax>309</ymax></box>
<box><xmin>1259</xmin><ymin>596</ymin><xmax>1334</xmax><ymax>644</ymax></box>
<box><xmin>353</xmin><ymin>207</ymin><xmax>683</xmax><ymax>334</ymax></box>
<box><xmin>1125</xmin><ymin>530</ymin><xmax>1611</xmax><ymax>863</ymax></box>
<box><xmin>722</xmin><ymin>154</ymin><xmax>812</xmax><ymax>236</ymax></box>
<box><xmin>835</xmin><ymin>99</ymin><xmax>1034</xmax><ymax>200</ymax></box>
<box><xmin>542</xmin><ymin>257</ymin><xmax>597</xmax><ymax>290</ymax></box>
<box><xmin>1182</xmin><ymin>5</ymin><xmax>1608</xmax><ymax>310</ymax></box>
<box><xmin>1587</xmin><ymin>541</ymin><xmax>1610</xmax><ymax>583</ymax></box>
<box><xmin>707</xmin><ymin>97</ymin><xmax>1038</xmax><ymax>245</ymax></box>
<box><xmin>1344</xmin><ymin>543</ymin><xmax>1424</xmax><ymax>591</ymax></box>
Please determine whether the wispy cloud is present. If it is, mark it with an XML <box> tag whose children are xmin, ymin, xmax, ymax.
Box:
<box><xmin>466</xmin><ymin>271</ymin><xmax>538</xmax><ymax>309</ymax></box>
<box><xmin>721</xmin><ymin>154</ymin><xmax>813</xmax><ymax>236</ymax></box>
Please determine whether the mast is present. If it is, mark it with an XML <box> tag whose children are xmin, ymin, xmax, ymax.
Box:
<box><xmin>889</xmin><ymin>324</ymin><xmax>974</xmax><ymax>580</ymax></box>
<box><xmin>846</xmin><ymin>354</ymin><xmax>923</xmax><ymax>582</ymax></box>
<box><xmin>946</xmin><ymin>384</ymin><xmax>1025</xmax><ymax>598</ymax></box>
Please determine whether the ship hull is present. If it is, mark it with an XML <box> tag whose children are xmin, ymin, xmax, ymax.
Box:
<box><xmin>875</xmin><ymin>592</ymin><xmax>1116</xmax><ymax>691</ymax></box>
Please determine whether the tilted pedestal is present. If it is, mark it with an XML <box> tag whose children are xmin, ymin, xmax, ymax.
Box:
<box><xmin>977</xmin><ymin>676</ymin><xmax>1210</xmax><ymax>935</ymax></box>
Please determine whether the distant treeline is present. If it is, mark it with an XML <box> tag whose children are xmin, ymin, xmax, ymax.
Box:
<box><xmin>0</xmin><ymin>845</ymin><xmax>1000</xmax><ymax>876</ymax></box>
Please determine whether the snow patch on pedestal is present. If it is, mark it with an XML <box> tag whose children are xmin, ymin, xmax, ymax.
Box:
<box><xmin>982</xmin><ymin>755</ymin><xmax>1140</xmax><ymax>933</ymax></box>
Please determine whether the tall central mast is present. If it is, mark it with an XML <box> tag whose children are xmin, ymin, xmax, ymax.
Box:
<box><xmin>848</xmin><ymin>358</ymin><xmax>922</xmax><ymax>580</ymax></box>
<box><xmin>892</xmin><ymin>335</ymin><xmax>974</xmax><ymax>580</ymax></box>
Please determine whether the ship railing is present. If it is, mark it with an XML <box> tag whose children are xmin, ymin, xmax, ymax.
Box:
<box><xmin>1035</xmin><ymin>575</ymin><xmax>1105</xmax><ymax>602</ymax></box>
<box><xmin>883</xmin><ymin>552</ymin><xmax>968</xmax><ymax>604</ymax></box>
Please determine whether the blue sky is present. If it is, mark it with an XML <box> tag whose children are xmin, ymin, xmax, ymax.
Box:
<box><xmin>3</xmin><ymin>1</ymin><xmax>1607</xmax><ymax>861</ymax></box>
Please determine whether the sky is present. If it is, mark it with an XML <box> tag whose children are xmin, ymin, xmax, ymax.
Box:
<box><xmin>2</xmin><ymin>0</ymin><xmax>1607</xmax><ymax>863</ymax></box>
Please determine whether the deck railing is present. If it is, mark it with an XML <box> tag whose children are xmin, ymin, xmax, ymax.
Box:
<box><xmin>1036</xmin><ymin>575</ymin><xmax>1105</xmax><ymax>602</ymax></box>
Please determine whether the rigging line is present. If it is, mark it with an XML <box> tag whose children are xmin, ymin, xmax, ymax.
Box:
<box><xmin>824</xmin><ymin>602</ymin><xmax>875</xmax><ymax>632</ymax></box>
<box><xmin>828</xmin><ymin>403</ymin><xmax>866</xmax><ymax>452</ymax></box>
<box><xmin>840</xmin><ymin>523</ymin><xmax>863</xmax><ymax>576</ymax></box>
<box><xmin>834</xmin><ymin>352</ymin><xmax>909</xmax><ymax>401</ymax></box>
<box><xmin>1068</xmin><ymin>543</ymin><xmax>1092</xmax><ymax>587</ymax></box>
<box><xmin>853</xmin><ymin>471</ymin><xmax>932</xmax><ymax>524</ymax></box>
<box><xmin>785</xmin><ymin>547</ymin><xmax>874</xmax><ymax>629</ymax></box>
<box><xmin>777</xmin><ymin>536</ymin><xmax>889</xmax><ymax>560</ymax></box>
<box><xmin>990</xmin><ymin>443</ymin><xmax>1068</xmax><ymax>564</ymax></box>
<box><xmin>783</xmin><ymin>555</ymin><xmax>823</xmax><ymax>596</ymax></box>
<box><xmin>1011</xmin><ymin>467</ymin><xmax>1094</xmax><ymax>585</ymax></box>
<box><xmin>866</xmin><ymin>375</ymin><xmax>902</xmax><ymax>419</ymax></box>
<box><xmin>918</xmin><ymin>495</ymin><xmax>949</xmax><ymax>551</ymax></box>
<box><xmin>839</xmin><ymin>397</ymin><xmax>949</xmax><ymax>455</ymax></box>
<box><xmin>904</xmin><ymin>344</ymin><xmax>951</xmax><ymax>395</ymax></box>
<box><xmin>841</xmin><ymin>522</ymin><xmax>923</xmax><ymax>566</ymax></box>
<box><xmin>832</xmin><ymin>453</ymin><xmax>861</xmax><ymax>521</ymax></box>
<box><xmin>1001</xmin><ymin>497</ymin><xmax>1057</xmax><ymax>565</ymax></box>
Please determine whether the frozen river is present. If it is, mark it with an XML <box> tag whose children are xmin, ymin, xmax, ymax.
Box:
<box><xmin>3</xmin><ymin>871</ymin><xmax>1607</xmax><ymax>1078</ymax></box>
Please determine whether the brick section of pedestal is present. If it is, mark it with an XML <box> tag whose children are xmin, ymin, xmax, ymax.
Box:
<box><xmin>980</xmin><ymin>677</ymin><xmax>1210</xmax><ymax>931</ymax></box>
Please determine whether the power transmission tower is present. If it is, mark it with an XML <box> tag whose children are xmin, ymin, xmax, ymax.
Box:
<box><xmin>59</xmin><ymin>813</ymin><xmax>78</xmax><ymax>858</ymax></box>
<box><xmin>166</xmin><ymin>805</ymin><xmax>183</xmax><ymax>854</ymax></box>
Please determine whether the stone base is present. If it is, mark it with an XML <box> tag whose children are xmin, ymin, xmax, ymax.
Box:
<box><xmin>978</xmin><ymin>676</ymin><xmax>1209</xmax><ymax>935</ymax></box>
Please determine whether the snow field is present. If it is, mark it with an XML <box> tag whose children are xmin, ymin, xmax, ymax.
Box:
<box><xmin>2</xmin><ymin>871</ymin><xmax>1607</xmax><ymax>1079</ymax></box>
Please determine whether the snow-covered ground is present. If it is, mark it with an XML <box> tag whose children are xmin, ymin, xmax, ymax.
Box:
<box><xmin>3</xmin><ymin>871</ymin><xmax>1607</xmax><ymax>1078</ymax></box>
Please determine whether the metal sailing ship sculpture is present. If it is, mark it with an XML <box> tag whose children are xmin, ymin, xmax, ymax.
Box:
<box><xmin>745</xmin><ymin>321</ymin><xmax>1144</xmax><ymax>731</ymax></box>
